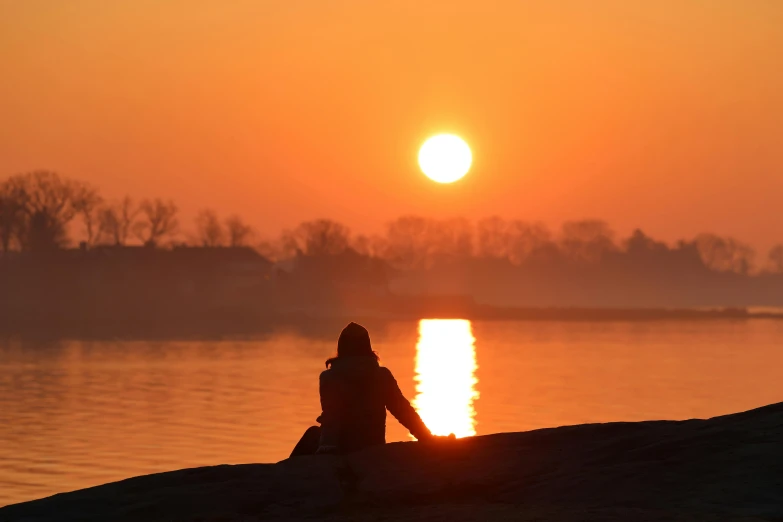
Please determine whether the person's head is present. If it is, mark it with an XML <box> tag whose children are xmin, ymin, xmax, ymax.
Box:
<box><xmin>325</xmin><ymin>322</ymin><xmax>379</xmax><ymax>368</ymax></box>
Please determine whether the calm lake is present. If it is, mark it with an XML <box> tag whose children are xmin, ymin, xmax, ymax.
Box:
<box><xmin>2</xmin><ymin>319</ymin><xmax>782</xmax><ymax>506</ymax></box>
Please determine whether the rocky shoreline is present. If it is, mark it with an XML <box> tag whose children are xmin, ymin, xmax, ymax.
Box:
<box><xmin>2</xmin><ymin>402</ymin><xmax>782</xmax><ymax>521</ymax></box>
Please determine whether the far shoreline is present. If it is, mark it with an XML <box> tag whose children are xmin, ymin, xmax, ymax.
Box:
<box><xmin>1</xmin><ymin>305</ymin><xmax>780</xmax><ymax>341</ymax></box>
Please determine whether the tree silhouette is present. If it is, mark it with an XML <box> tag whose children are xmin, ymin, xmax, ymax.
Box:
<box><xmin>768</xmin><ymin>244</ymin><xmax>783</xmax><ymax>273</ymax></box>
<box><xmin>507</xmin><ymin>221</ymin><xmax>552</xmax><ymax>264</ymax></box>
<box><xmin>195</xmin><ymin>209</ymin><xmax>225</xmax><ymax>247</ymax></box>
<box><xmin>429</xmin><ymin>218</ymin><xmax>474</xmax><ymax>261</ymax></box>
<box><xmin>352</xmin><ymin>233</ymin><xmax>386</xmax><ymax>258</ymax></box>
<box><xmin>559</xmin><ymin>220</ymin><xmax>617</xmax><ymax>262</ymax></box>
<box><xmin>383</xmin><ymin>216</ymin><xmax>433</xmax><ymax>269</ymax></box>
<box><xmin>134</xmin><ymin>198</ymin><xmax>179</xmax><ymax>246</ymax></box>
<box><xmin>695</xmin><ymin>233</ymin><xmax>756</xmax><ymax>275</ymax></box>
<box><xmin>0</xmin><ymin>180</ymin><xmax>26</xmax><ymax>254</ymax></box>
<box><xmin>282</xmin><ymin>219</ymin><xmax>351</xmax><ymax>257</ymax></box>
<box><xmin>27</xmin><ymin>210</ymin><xmax>68</xmax><ymax>252</ymax></box>
<box><xmin>72</xmin><ymin>184</ymin><xmax>104</xmax><ymax>245</ymax></box>
<box><xmin>225</xmin><ymin>214</ymin><xmax>254</xmax><ymax>247</ymax></box>
<box><xmin>1</xmin><ymin>167</ymin><xmax>779</xmax><ymax>287</ymax></box>
<box><xmin>477</xmin><ymin>216</ymin><xmax>511</xmax><ymax>259</ymax></box>
<box><xmin>624</xmin><ymin>229</ymin><xmax>669</xmax><ymax>255</ymax></box>
<box><xmin>98</xmin><ymin>196</ymin><xmax>140</xmax><ymax>246</ymax></box>
<box><xmin>4</xmin><ymin>171</ymin><xmax>82</xmax><ymax>251</ymax></box>
<box><xmin>477</xmin><ymin>218</ymin><xmax>552</xmax><ymax>264</ymax></box>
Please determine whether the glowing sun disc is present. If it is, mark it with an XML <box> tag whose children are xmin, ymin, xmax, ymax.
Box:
<box><xmin>418</xmin><ymin>134</ymin><xmax>472</xmax><ymax>183</ymax></box>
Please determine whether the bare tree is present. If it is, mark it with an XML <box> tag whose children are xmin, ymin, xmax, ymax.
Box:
<box><xmin>0</xmin><ymin>179</ymin><xmax>26</xmax><ymax>254</ymax></box>
<box><xmin>429</xmin><ymin>218</ymin><xmax>474</xmax><ymax>260</ymax></box>
<box><xmin>695</xmin><ymin>233</ymin><xmax>756</xmax><ymax>274</ymax></box>
<box><xmin>382</xmin><ymin>216</ymin><xmax>476</xmax><ymax>269</ymax></box>
<box><xmin>281</xmin><ymin>219</ymin><xmax>351</xmax><ymax>257</ymax></box>
<box><xmin>383</xmin><ymin>216</ymin><xmax>434</xmax><ymax>269</ymax></box>
<box><xmin>98</xmin><ymin>207</ymin><xmax>120</xmax><ymax>244</ymax></box>
<box><xmin>72</xmin><ymin>184</ymin><xmax>104</xmax><ymax>245</ymax></box>
<box><xmin>4</xmin><ymin>171</ymin><xmax>82</xmax><ymax>251</ymax></box>
<box><xmin>477</xmin><ymin>216</ymin><xmax>511</xmax><ymax>259</ymax></box>
<box><xmin>98</xmin><ymin>196</ymin><xmax>140</xmax><ymax>246</ymax></box>
<box><xmin>560</xmin><ymin>220</ymin><xmax>617</xmax><ymax>262</ymax></box>
<box><xmin>225</xmin><ymin>214</ymin><xmax>253</xmax><ymax>247</ymax></box>
<box><xmin>194</xmin><ymin>209</ymin><xmax>225</xmax><ymax>247</ymax></box>
<box><xmin>134</xmin><ymin>198</ymin><xmax>179</xmax><ymax>246</ymax></box>
<box><xmin>768</xmin><ymin>244</ymin><xmax>783</xmax><ymax>273</ymax></box>
<box><xmin>507</xmin><ymin>221</ymin><xmax>552</xmax><ymax>264</ymax></box>
<box><xmin>352</xmin><ymin>234</ymin><xmax>387</xmax><ymax>258</ymax></box>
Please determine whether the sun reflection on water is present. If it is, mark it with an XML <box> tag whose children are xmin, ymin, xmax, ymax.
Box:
<box><xmin>413</xmin><ymin>319</ymin><xmax>478</xmax><ymax>437</ymax></box>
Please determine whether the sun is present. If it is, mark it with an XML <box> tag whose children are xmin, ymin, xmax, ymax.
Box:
<box><xmin>418</xmin><ymin>134</ymin><xmax>472</xmax><ymax>184</ymax></box>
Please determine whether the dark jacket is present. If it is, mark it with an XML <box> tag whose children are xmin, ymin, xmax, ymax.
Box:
<box><xmin>318</xmin><ymin>356</ymin><xmax>431</xmax><ymax>452</ymax></box>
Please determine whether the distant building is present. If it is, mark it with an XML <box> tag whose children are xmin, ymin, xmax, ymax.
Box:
<box><xmin>0</xmin><ymin>244</ymin><xmax>274</xmax><ymax>318</ymax></box>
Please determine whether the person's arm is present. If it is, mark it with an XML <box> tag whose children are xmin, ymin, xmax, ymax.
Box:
<box><xmin>381</xmin><ymin>367</ymin><xmax>432</xmax><ymax>441</ymax></box>
<box><xmin>317</xmin><ymin>371</ymin><xmax>340</xmax><ymax>452</ymax></box>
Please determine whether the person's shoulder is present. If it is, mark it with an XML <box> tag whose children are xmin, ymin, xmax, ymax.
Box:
<box><xmin>319</xmin><ymin>368</ymin><xmax>333</xmax><ymax>382</ymax></box>
<box><xmin>377</xmin><ymin>365</ymin><xmax>395</xmax><ymax>380</ymax></box>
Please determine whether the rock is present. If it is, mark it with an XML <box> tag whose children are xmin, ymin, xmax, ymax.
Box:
<box><xmin>2</xmin><ymin>403</ymin><xmax>782</xmax><ymax>521</ymax></box>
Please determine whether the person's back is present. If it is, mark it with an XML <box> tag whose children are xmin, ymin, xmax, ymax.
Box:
<box><xmin>319</xmin><ymin>353</ymin><xmax>431</xmax><ymax>453</ymax></box>
<box><xmin>290</xmin><ymin>322</ymin><xmax>432</xmax><ymax>456</ymax></box>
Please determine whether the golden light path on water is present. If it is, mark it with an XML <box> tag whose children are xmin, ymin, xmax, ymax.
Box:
<box><xmin>413</xmin><ymin>319</ymin><xmax>479</xmax><ymax>437</ymax></box>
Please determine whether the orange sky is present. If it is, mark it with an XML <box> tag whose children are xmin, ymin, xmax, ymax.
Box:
<box><xmin>1</xmin><ymin>1</ymin><xmax>782</xmax><ymax>249</ymax></box>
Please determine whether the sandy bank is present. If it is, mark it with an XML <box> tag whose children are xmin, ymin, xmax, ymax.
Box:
<box><xmin>2</xmin><ymin>403</ymin><xmax>782</xmax><ymax>521</ymax></box>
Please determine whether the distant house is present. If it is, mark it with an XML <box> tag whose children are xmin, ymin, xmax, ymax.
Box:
<box><xmin>12</xmin><ymin>244</ymin><xmax>274</xmax><ymax>310</ymax></box>
<box><xmin>166</xmin><ymin>246</ymin><xmax>273</xmax><ymax>304</ymax></box>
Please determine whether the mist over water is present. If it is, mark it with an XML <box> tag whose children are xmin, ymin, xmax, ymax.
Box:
<box><xmin>3</xmin><ymin>319</ymin><xmax>783</xmax><ymax>506</ymax></box>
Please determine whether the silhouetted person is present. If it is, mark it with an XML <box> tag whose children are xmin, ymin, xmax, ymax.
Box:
<box><xmin>290</xmin><ymin>322</ymin><xmax>432</xmax><ymax>456</ymax></box>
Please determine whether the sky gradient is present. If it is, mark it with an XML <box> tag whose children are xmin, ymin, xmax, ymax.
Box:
<box><xmin>1</xmin><ymin>1</ymin><xmax>782</xmax><ymax>249</ymax></box>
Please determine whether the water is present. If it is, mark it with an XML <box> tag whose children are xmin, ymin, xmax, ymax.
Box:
<box><xmin>2</xmin><ymin>319</ymin><xmax>783</xmax><ymax>506</ymax></box>
<box><xmin>415</xmin><ymin>319</ymin><xmax>479</xmax><ymax>437</ymax></box>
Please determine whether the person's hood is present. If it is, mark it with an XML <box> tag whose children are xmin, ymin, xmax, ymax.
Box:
<box><xmin>338</xmin><ymin>322</ymin><xmax>373</xmax><ymax>356</ymax></box>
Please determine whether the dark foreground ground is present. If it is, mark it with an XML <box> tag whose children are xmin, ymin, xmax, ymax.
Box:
<box><xmin>2</xmin><ymin>403</ymin><xmax>782</xmax><ymax>522</ymax></box>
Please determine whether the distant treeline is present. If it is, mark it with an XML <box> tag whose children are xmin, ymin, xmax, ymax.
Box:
<box><xmin>4</xmin><ymin>170</ymin><xmax>783</xmax><ymax>330</ymax></box>
<box><xmin>0</xmin><ymin>171</ymin><xmax>251</xmax><ymax>252</ymax></box>
<box><xmin>2</xmin><ymin>170</ymin><xmax>782</xmax><ymax>276</ymax></box>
